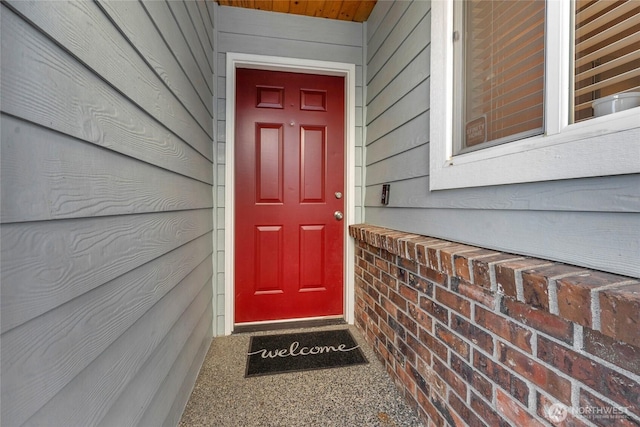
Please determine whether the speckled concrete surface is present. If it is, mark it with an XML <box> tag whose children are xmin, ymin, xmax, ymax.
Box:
<box><xmin>179</xmin><ymin>325</ymin><xmax>424</xmax><ymax>427</ymax></box>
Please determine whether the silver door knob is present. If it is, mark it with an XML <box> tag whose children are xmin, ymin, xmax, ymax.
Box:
<box><xmin>334</xmin><ymin>211</ymin><xmax>343</xmax><ymax>221</ymax></box>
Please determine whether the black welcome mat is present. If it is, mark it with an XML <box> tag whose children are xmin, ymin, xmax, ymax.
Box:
<box><xmin>245</xmin><ymin>329</ymin><xmax>368</xmax><ymax>377</ymax></box>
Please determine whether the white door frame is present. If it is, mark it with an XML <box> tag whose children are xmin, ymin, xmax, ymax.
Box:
<box><xmin>224</xmin><ymin>52</ymin><xmax>357</xmax><ymax>335</ymax></box>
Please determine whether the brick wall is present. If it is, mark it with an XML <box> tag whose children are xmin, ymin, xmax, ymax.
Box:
<box><xmin>350</xmin><ymin>224</ymin><xmax>640</xmax><ymax>427</ymax></box>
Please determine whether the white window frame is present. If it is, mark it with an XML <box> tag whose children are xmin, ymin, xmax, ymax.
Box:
<box><xmin>430</xmin><ymin>0</ymin><xmax>640</xmax><ymax>191</ymax></box>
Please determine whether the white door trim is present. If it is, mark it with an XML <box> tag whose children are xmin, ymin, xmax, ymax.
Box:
<box><xmin>224</xmin><ymin>52</ymin><xmax>357</xmax><ymax>335</ymax></box>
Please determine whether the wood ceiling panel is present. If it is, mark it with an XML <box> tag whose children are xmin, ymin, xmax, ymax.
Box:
<box><xmin>214</xmin><ymin>0</ymin><xmax>376</xmax><ymax>22</ymax></box>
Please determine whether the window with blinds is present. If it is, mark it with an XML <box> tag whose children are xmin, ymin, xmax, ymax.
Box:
<box><xmin>460</xmin><ymin>0</ymin><xmax>546</xmax><ymax>150</ymax></box>
<box><xmin>574</xmin><ymin>0</ymin><xmax>640</xmax><ymax>122</ymax></box>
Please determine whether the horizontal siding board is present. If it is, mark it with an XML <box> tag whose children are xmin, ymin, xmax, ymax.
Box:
<box><xmin>218</xmin><ymin>5</ymin><xmax>362</xmax><ymax>46</ymax></box>
<box><xmin>366</xmin><ymin>46</ymin><xmax>429</xmax><ymax>124</ymax></box>
<box><xmin>365</xmin><ymin>144</ymin><xmax>429</xmax><ymax>185</ymax></box>
<box><xmin>367</xmin><ymin>0</ymin><xmax>430</xmax><ymax>84</ymax></box>
<box><xmin>366</xmin><ymin>0</ymin><xmax>412</xmax><ymax>61</ymax></box>
<box><xmin>366</xmin><ymin>112</ymin><xmax>429</xmax><ymax>163</ymax></box>
<box><xmin>168</xmin><ymin>0</ymin><xmax>214</xmax><ymax>76</ymax></box>
<box><xmin>0</xmin><ymin>19</ymin><xmax>213</xmax><ymax>181</ymax></box>
<box><xmin>3</xmin><ymin>1</ymin><xmax>213</xmax><ymax>156</ymax></box>
<box><xmin>218</xmin><ymin>32</ymin><xmax>363</xmax><ymax>65</ymax></box>
<box><xmin>139</xmin><ymin>298</ymin><xmax>212</xmax><ymax>427</ymax></box>
<box><xmin>97</xmin><ymin>0</ymin><xmax>214</xmax><ymax>125</ymax></box>
<box><xmin>1</xmin><ymin>116</ymin><xmax>212</xmax><ymax>223</ymax></box>
<box><xmin>99</xmin><ymin>306</ymin><xmax>211</xmax><ymax>427</ymax></box>
<box><xmin>365</xmin><ymin>0</ymin><xmax>394</xmax><ymax>44</ymax></box>
<box><xmin>365</xmin><ymin>175</ymin><xmax>640</xmax><ymax>213</ymax></box>
<box><xmin>1</xmin><ymin>235</ymin><xmax>212</xmax><ymax>426</ymax></box>
<box><xmin>0</xmin><ymin>209</ymin><xmax>213</xmax><ymax>334</ymax></box>
<box><xmin>206</xmin><ymin>0</ymin><xmax>216</xmax><ymax>28</ymax></box>
<box><xmin>366</xmin><ymin>78</ymin><xmax>430</xmax><ymax>144</ymax></box>
<box><xmin>366</xmin><ymin>208</ymin><xmax>640</xmax><ymax>278</ymax></box>
<box><xmin>195</xmin><ymin>0</ymin><xmax>215</xmax><ymax>50</ymax></box>
<box><xmin>143</xmin><ymin>0</ymin><xmax>214</xmax><ymax>96</ymax></box>
<box><xmin>367</xmin><ymin>18</ymin><xmax>431</xmax><ymax>105</ymax></box>
<box><xmin>186</xmin><ymin>0</ymin><xmax>214</xmax><ymax>57</ymax></box>
<box><xmin>162</xmin><ymin>323</ymin><xmax>211</xmax><ymax>427</ymax></box>
<box><xmin>25</xmin><ymin>262</ymin><xmax>213</xmax><ymax>427</ymax></box>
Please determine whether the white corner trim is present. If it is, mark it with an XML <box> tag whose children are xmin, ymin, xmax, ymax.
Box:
<box><xmin>224</xmin><ymin>53</ymin><xmax>357</xmax><ymax>335</ymax></box>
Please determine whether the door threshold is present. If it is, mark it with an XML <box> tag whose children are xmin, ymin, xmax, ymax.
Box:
<box><xmin>233</xmin><ymin>316</ymin><xmax>346</xmax><ymax>334</ymax></box>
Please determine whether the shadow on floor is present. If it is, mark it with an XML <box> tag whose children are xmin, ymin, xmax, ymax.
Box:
<box><xmin>179</xmin><ymin>324</ymin><xmax>424</xmax><ymax>426</ymax></box>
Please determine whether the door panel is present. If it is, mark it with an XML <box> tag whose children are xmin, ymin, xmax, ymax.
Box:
<box><xmin>235</xmin><ymin>68</ymin><xmax>345</xmax><ymax>323</ymax></box>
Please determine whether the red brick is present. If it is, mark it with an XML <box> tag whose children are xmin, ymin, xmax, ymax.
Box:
<box><xmin>495</xmin><ymin>258</ymin><xmax>553</xmax><ymax>298</ymax></box>
<box><xmin>374</xmin><ymin>255</ymin><xmax>389</xmax><ymax>272</ymax></box>
<box><xmin>396</xmin><ymin>235</ymin><xmax>422</xmax><ymax>260</ymax></box>
<box><xmin>522</xmin><ymin>264</ymin><xmax>586</xmax><ymax>311</ymax></box>
<box><xmin>419</xmin><ymin>327</ymin><xmax>448</xmax><ymax>362</ymax></box>
<box><xmin>556</xmin><ymin>271</ymin><xmax>630</xmax><ymax>328</ymax></box>
<box><xmin>440</xmin><ymin>244</ymin><xmax>479</xmax><ymax>277</ymax></box>
<box><xmin>403</xmin><ymin>236</ymin><xmax>432</xmax><ymax>262</ymax></box>
<box><xmin>536</xmin><ymin>392</ymin><xmax>591</xmax><ymax>427</ymax></box>
<box><xmin>449</xmin><ymin>394</ymin><xmax>485</xmax><ymax>427</ymax></box>
<box><xmin>386</xmin><ymin>315</ymin><xmax>406</xmax><ymax>340</ymax></box>
<box><xmin>415</xmin><ymin>239</ymin><xmax>449</xmax><ymax>267</ymax></box>
<box><xmin>381</xmin><ymin>231</ymin><xmax>403</xmax><ymax>254</ymax></box>
<box><xmin>472</xmin><ymin>253</ymin><xmax>522</xmax><ymax>289</ymax></box>
<box><xmin>451</xmin><ymin>277</ymin><xmax>496</xmax><ymax>310</ymax></box>
<box><xmin>396</xmin><ymin>363</ymin><xmax>417</xmax><ymax>396</ymax></box>
<box><xmin>433</xmin><ymin>357</ymin><xmax>468</xmax><ymax>401</ymax></box>
<box><xmin>419</xmin><ymin>265</ymin><xmax>447</xmax><ymax>287</ymax></box>
<box><xmin>496</xmin><ymin>389</ymin><xmax>546</xmax><ymax>427</ymax></box>
<box><xmin>538</xmin><ymin>335</ymin><xmax>640</xmax><ymax>417</ymax></box>
<box><xmin>450</xmin><ymin>353</ymin><xmax>493</xmax><ymax>401</ymax></box>
<box><xmin>399</xmin><ymin>283</ymin><xmax>419</xmax><ymax>304</ymax></box>
<box><xmin>584</xmin><ymin>327</ymin><xmax>640</xmax><ymax>376</ymax></box>
<box><xmin>599</xmin><ymin>282</ymin><xmax>640</xmax><ymax>348</ymax></box>
<box><xmin>473</xmin><ymin>350</ymin><xmax>529</xmax><ymax>405</ymax></box>
<box><xmin>397</xmin><ymin>310</ymin><xmax>418</xmax><ymax>336</ymax></box>
<box><xmin>454</xmin><ymin>249</ymin><xmax>499</xmax><ymax>283</ymax></box>
<box><xmin>447</xmin><ymin>394</ymin><xmax>478</xmax><ymax>427</ymax></box>
<box><xmin>497</xmin><ymin>341</ymin><xmax>571</xmax><ymax>405</ymax></box>
<box><xmin>430</xmin><ymin>391</ymin><xmax>459</xmax><ymax>427</ymax></box>
<box><xmin>417</xmin><ymin>389</ymin><xmax>445</xmax><ymax>427</ymax></box>
<box><xmin>435</xmin><ymin>323</ymin><xmax>470</xmax><ymax>359</ymax></box>
<box><xmin>501</xmin><ymin>297</ymin><xmax>573</xmax><ymax>344</ymax></box>
<box><xmin>470</xmin><ymin>392</ymin><xmax>511</xmax><ymax>427</ymax></box>
<box><xmin>427</xmin><ymin>244</ymin><xmax>451</xmax><ymax>271</ymax></box>
<box><xmin>475</xmin><ymin>305</ymin><xmax>533</xmax><ymax>353</ymax></box>
<box><xmin>381</xmin><ymin>295</ymin><xmax>398</xmax><ymax>319</ymax></box>
<box><xmin>579</xmin><ymin>388</ymin><xmax>640</xmax><ymax>427</ymax></box>
<box><xmin>380</xmin><ymin>270</ymin><xmax>397</xmax><ymax>291</ymax></box>
<box><xmin>379</xmin><ymin>316</ymin><xmax>394</xmax><ymax>342</ymax></box>
<box><xmin>396</xmin><ymin>336</ymin><xmax>416</xmax><ymax>366</ymax></box>
<box><xmin>436</xmin><ymin>287</ymin><xmax>471</xmax><ymax>319</ymax></box>
<box><xmin>419</xmin><ymin>296</ymin><xmax>449</xmax><ymax>324</ymax></box>
<box><xmin>373</xmin><ymin>278</ymin><xmax>389</xmax><ymax>298</ymax></box>
<box><xmin>406</xmin><ymin>332</ymin><xmax>432</xmax><ymax>365</ymax></box>
<box><xmin>388</xmin><ymin>289</ymin><xmax>407</xmax><ymax>312</ymax></box>
<box><xmin>398</xmin><ymin>256</ymin><xmax>419</xmax><ymax>274</ymax></box>
<box><xmin>451</xmin><ymin>314</ymin><xmax>494</xmax><ymax>355</ymax></box>
<box><xmin>408</xmin><ymin>302</ymin><xmax>433</xmax><ymax>332</ymax></box>
<box><xmin>409</xmin><ymin>272</ymin><xmax>434</xmax><ymax>295</ymax></box>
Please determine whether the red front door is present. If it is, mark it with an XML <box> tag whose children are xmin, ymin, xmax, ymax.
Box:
<box><xmin>234</xmin><ymin>68</ymin><xmax>345</xmax><ymax>324</ymax></box>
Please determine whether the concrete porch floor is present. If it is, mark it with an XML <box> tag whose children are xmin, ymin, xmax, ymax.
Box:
<box><xmin>179</xmin><ymin>324</ymin><xmax>424</xmax><ymax>426</ymax></box>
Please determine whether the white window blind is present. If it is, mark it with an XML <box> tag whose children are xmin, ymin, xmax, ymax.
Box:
<box><xmin>574</xmin><ymin>0</ymin><xmax>640</xmax><ymax>121</ymax></box>
<box><xmin>461</xmin><ymin>0</ymin><xmax>546</xmax><ymax>149</ymax></box>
